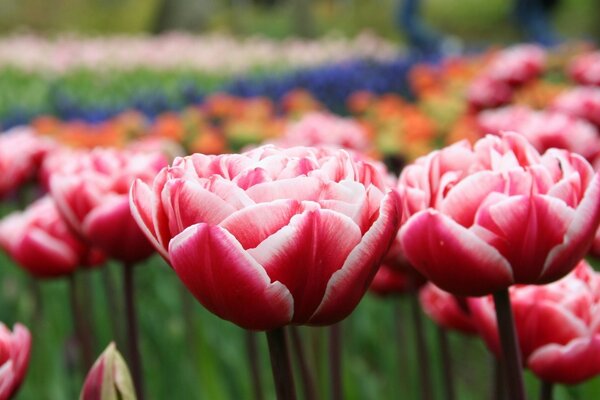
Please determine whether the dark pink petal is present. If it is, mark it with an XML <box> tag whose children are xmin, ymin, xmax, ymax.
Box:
<box><xmin>477</xmin><ymin>195</ymin><xmax>574</xmax><ymax>283</ymax></box>
<box><xmin>309</xmin><ymin>190</ymin><xmax>401</xmax><ymax>324</ymax></box>
<box><xmin>84</xmin><ymin>197</ymin><xmax>154</xmax><ymax>264</ymax></box>
<box><xmin>543</xmin><ymin>173</ymin><xmax>600</xmax><ymax>282</ymax></box>
<box><xmin>0</xmin><ymin>361</ymin><xmax>15</xmax><ymax>400</ymax></box>
<box><xmin>401</xmin><ymin>210</ymin><xmax>513</xmax><ymax>296</ymax></box>
<box><xmin>528</xmin><ymin>336</ymin><xmax>600</xmax><ymax>384</ymax></box>
<box><xmin>467</xmin><ymin>297</ymin><xmax>502</xmax><ymax>356</ymax></box>
<box><xmin>513</xmin><ymin>300</ymin><xmax>587</xmax><ymax>359</ymax></box>
<box><xmin>169</xmin><ymin>224</ymin><xmax>293</xmax><ymax>330</ymax></box>
<box><xmin>219</xmin><ymin>200</ymin><xmax>303</xmax><ymax>249</ymax></box>
<box><xmin>248</xmin><ymin>209</ymin><xmax>362</xmax><ymax>323</ymax></box>
<box><xmin>5</xmin><ymin>324</ymin><xmax>30</xmax><ymax>398</ymax></box>
<box><xmin>16</xmin><ymin>229</ymin><xmax>78</xmax><ymax>277</ymax></box>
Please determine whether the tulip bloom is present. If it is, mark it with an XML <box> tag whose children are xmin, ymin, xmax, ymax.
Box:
<box><xmin>485</xmin><ymin>44</ymin><xmax>546</xmax><ymax>86</ymax></box>
<box><xmin>130</xmin><ymin>145</ymin><xmax>401</xmax><ymax>330</ymax></box>
<box><xmin>551</xmin><ymin>87</ymin><xmax>600</xmax><ymax>127</ymax></box>
<box><xmin>273</xmin><ymin>112</ymin><xmax>372</xmax><ymax>153</ymax></box>
<box><xmin>419</xmin><ymin>283</ymin><xmax>477</xmax><ymax>335</ymax></box>
<box><xmin>0</xmin><ymin>196</ymin><xmax>103</xmax><ymax>278</ymax></box>
<box><xmin>0</xmin><ymin>127</ymin><xmax>55</xmax><ymax>199</ymax></box>
<box><xmin>399</xmin><ymin>132</ymin><xmax>600</xmax><ymax>296</ymax></box>
<box><xmin>469</xmin><ymin>261</ymin><xmax>600</xmax><ymax>385</ymax></box>
<box><xmin>477</xmin><ymin>106</ymin><xmax>600</xmax><ymax>162</ymax></box>
<box><xmin>80</xmin><ymin>343</ymin><xmax>135</xmax><ymax>400</ymax></box>
<box><xmin>49</xmin><ymin>148</ymin><xmax>167</xmax><ymax>263</ymax></box>
<box><xmin>569</xmin><ymin>51</ymin><xmax>600</xmax><ymax>87</ymax></box>
<box><xmin>0</xmin><ymin>323</ymin><xmax>31</xmax><ymax>400</ymax></box>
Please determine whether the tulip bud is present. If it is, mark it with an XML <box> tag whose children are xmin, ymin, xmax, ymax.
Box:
<box><xmin>80</xmin><ymin>343</ymin><xmax>136</xmax><ymax>400</ymax></box>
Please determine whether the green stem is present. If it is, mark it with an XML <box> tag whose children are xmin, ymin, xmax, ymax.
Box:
<box><xmin>123</xmin><ymin>264</ymin><xmax>145</xmax><ymax>400</ymax></box>
<box><xmin>329</xmin><ymin>323</ymin><xmax>343</xmax><ymax>400</ymax></box>
<box><xmin>409</xmin><ymin>291</ymin><xmax>433</xmax><ymax>400</ymax></box>
<box><xmin>246</xmin><ymin>330</ymin><xmax>265</xmax><ymax>400</ymax></box>
<box><xmin>290</xmin><ymin>326</ymin><xmax>318</xmax><ymax>400</ymax></box>
<box><xmin>492</xmin><ymin>289</ymin><xmax>526</xmax><ymax>400</ymax></box>
<box><xmin>437</xmin><ymin>326</ymin><xmax>455</xmax><ymax>400</ymax></box>
<box><xmin>539</xmin><ymin>381</ymin><xmax>553</xmax><ymax>400</ymax></box>
<box><xmin>266</xmin><ymin>328</ymin><xmax>297</xmax><ymax>400</ymax></box>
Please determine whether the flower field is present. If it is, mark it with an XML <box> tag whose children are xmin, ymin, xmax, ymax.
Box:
<box><xmin>2</xmin><ymin>32</ymin><xmax>600</xmax><ymax>400</ymax></box>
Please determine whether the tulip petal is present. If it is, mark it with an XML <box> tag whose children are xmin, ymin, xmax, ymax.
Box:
<box><xmin>401</xmin><ymin>210</ymin><xmax>513</xmax><ymax>296</ymax></box>
<box><xmin>16</xmin><ymin>229</ymin><xmax>78</xmax><ymax>277</ymax></box>
<box><xmin>441</xmin><ymin>171</ymin><xmax>505</xmax><ymax>227</ymax></box>
<box><xmin>543</xmin><ymin>173</ymin><xmax>600</xmax><ymax>281</ymax></box>
<box><xmin>528</xmin><ymin>336</ymin><xmax>600</xmax><ymax>384</ymax></box>
<box><xmin>0</xmin><ymin>360</ymin><xmax>15</xmax><ymax>400</ymax></box>
<box><xmin>248</xmin><ymin>208</ymin><xmax>362</xmax><ymax>323</ymax></box>
<box><xmin>130</xmin><ymin>179</ymin><xmax>168</xmax><ymax>259</ymax></box>
<box><xmin>169</xmin><ymin>223</ymin><xmax>293</xmax><ymax>330</ymax></box>
<box><xmin>512</xmin><ymin>300</ymin><xmax>588</xmax><ymax>358</ymax></box>
<box><xmin>245</xmin><ymin>176</ymin><xmax>323</xmax><ymax>203</ymax></box>
<box><xmin>309</xmin><ymin>190</ymin><xmax>401</xmax><ymax>324</ymax></box>
<box><xmin>163</xmin><ymin>179</ymin><xmax>237</xmax><ymax>235</ymax></box>
<box><xmin>219</xmin><ymin>200</ymin><xmax>303</xmax><ymax>249</ymax></box>
<box><xmin>479</xmin><ymin>195</ymin><xmax>574</xmax><ymax>283</ymax></box>
<box><xmin>84</xmin><ymin>197</ymin><xmax>153</xmax><ymax>263</ymax></box>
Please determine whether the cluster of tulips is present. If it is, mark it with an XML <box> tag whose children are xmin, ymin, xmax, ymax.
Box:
<box><xmin>1</xmin><ymin>67</ymin><xmax>600</xmax><ymax>400</ymax></box>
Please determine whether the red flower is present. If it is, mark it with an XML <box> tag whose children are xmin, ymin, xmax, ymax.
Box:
<box><xmin>49</xmin><ymin>148</ymin><xmax>167</xmax><ymax>263</ymax></box>
<box><xmin>0</xmin><ymin>323</ymin><xmax>31</xmax><ymax>400</ymax></box>
<box><xmin>399</xmin><ymin>132</ymin><xmax>600</xmax><ymax>296</ymax></box>
<box><xmin>80</xmin><ymin>343</ymin><xmax>135</xmax><ymax>400</ymax></box>
<box><xmin>130</xmin><ymin>145</ymin><xmax>401</xmax><ymax>330</ymax></box>
<box><xmin>469</xmin><ymin>261</ymin><xmax>600</xmax><ymax>385</ymax></box>
<box><xmin>0</xmin><ymin>196</ymin><xmax>104</xmax><ymax>278</ymax></box>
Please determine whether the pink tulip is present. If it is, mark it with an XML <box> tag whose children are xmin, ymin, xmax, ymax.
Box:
<box><xmin>467</xmin><ymin>76</ymin><xmax>513</xmax><ymax>109</ymax></box>
<box><xmin>273</xmin><ymin>112</ymin><xmax>372</xmax><ymax>153</ymax></box>
<box><xmin>0</xmin><ymin>196</ymin><xmax>104</xmax><ymax>278</ymax></box>
<box><xmin>399</xmin><ymin>132</ymin><xmax>600</xmax><ymax>296</ymax></box>
<box><xmin>486</xmin><ymin>44</ymin><xmax>546</xmax><ymax>86</ymax></box>
<box><xmin>551</xmin><ymin>87</ymin><xmax>600</xmax><ymax>127</ymax></box>
<box><xmin>477</xmin><ymin>105</ymin><xmax>600</xmax><ymax>162</ymax></box>
<box><xmin>370</xmin><ymin>240</ymin><xmax>426</xmax><ymax>297</ymax></box>
<box><xmin>80</xmin><ymin>343</ymin><xmax>135</xmax><ymax>400</ymax></box>
<box><xmin>469</xmin><ymin>261</ymin><xmax>600</xmax><ymax>385</ymax></box>
<box><xmin>49</xmin><ymin>148</ymin><xmax>168</xmax><ymax>263</ymax></box>
<box><xmin>130</xmin><ymin>145</ymin><xmax>401</xmax><ymax>330</ymax></box>
<box><xmin>0</xmin><ymin>127</ymin><xmax>55</xmax><ymax>199</ymax></box>
<box><xmin>0</xmin><ymin>323</ymin><xmax>31</xmax><ymax>400</ymax></box>
<box><xmin>569</xmin><ymin>51</ymin><xmax>600</xmax><ymax>87</ymax></box>
<box><xmin>419</xmin><ymin>283</ymin><xmax>477</xmax><ymax>335</ymax></box>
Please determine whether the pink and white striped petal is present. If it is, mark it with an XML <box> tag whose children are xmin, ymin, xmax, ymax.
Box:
<box><xmin>169</xmin><ymin>223</ymin><xmax>293</xmax><ymax>330</ymax></box>
<box><xmin>401</xmin><ymin>210</ymin><xmax>513</xmax><ymax>296</ymax></box>
<box><xmin>248</xmin><ymin>209</ymin><xmax>362</xmax><ymax>323</ymax></box>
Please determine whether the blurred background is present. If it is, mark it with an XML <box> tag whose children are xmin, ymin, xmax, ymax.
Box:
<box><xmin>1</xmin><ymin>2</ymin><xmax>600</xmax><ymax>400</ymax></box>
<box><xmin>0</xmin><ymin>0</ymin><xmax>598</xmax><ymax>43</ymax></box>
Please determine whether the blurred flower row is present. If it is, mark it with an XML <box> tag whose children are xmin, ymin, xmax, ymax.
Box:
<box><xmin>0</xmin><ymin>32</ymin><xmax>398</xmax><ymax>75</ymax></box>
